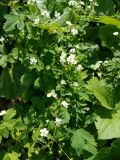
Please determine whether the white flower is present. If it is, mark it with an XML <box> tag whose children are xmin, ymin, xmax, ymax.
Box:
<box><xmin>69</xmin><ymin>48</ymin><xmax>75</xmax><ymax>53</ymax></box>
<box><xmin>60</xmin><ymin>51</ymin><xmax>66</xmax><ymax>63</ymax></box>
<box><xmin>79</xmin><ymin>1</ymin><xmax>85</xmax><ymax>5</ymax></box>
<box><xmin>67</xmin><ymin>54</ymin><xmax>77</xmax><ymax>64</ymax></box>
<box><xmin>91</xmin><ymin>61</ymin><xmax>102</xmax><ymax>70</ymax></box>
<box><xmin>71</xmin><ymin>28</ymin><xmax>78</xmax><ymax>35</ymax></box>
<box><xmin>89</xmin><ymin>0</ymin><xmax>93</xmax><ymax>2</ymax></box>
<box><xmin>41</xmin><ymin>10</ymin><xmax>50</xmax><ymax>17</ymax></box>
<box><xmin>55</xmin><ymin>118</ymin><xmax>62</xmax><ymax>126</ymax></box>
<box><xmin>46</xmin><ymin>119</ymin><xmax>49</xmax><ymax>123</ymax></box>
<box><xmin>0</xmin><ymin>110</ymin><xmax>6</xmax><ymax>116</ymax></box>
<box><xmin>113</xmin><ymin>32</ymin><xmax>119</xmax><ymax>36</ymax></box>
<box><xmin>30</xmin><ymin>57</ymin><xmax>37</xmax><ymax>65</ymax></box>
<box><xmin>60</xmin><ymin>79</ymin><xmax>66</xmax><ymax>85</ymax></box>
<box><xmin>84</xmin><ymin>107</ymin><xmax>90</xmax><ymax>111</ymax></box>
<box><xmin>27</xmin><ymin>0</ymin><xmax>36</xmax><ymax>5</ymax></box>
<box><xmin>61</xmin><ymin>101</ymin><xmax>69</xmax><ymax>108</ymax></box>
<box><xmin>68</xmin><ymin>0</ymin><xmax>77</xmax><ymax>6</ymax></box>
<box><xmin>40</xmin><ymin>128</ymin><xmax>49</xmax><ymax>137</ymax></box>
<box><xmin>0</xmin><ymin>36</ymin><xmax>5</xmax><ymax>43</ymax></box>
<box><xmin>76</xmin><ymin>64</ymin><xmax>83</xmax><ymax>71</ymax></box>
<box><xmin>34</xmin><ymin>17</ymin><xmax>40</xmax><ymax>24</ymax></box>
<box><xmin>73</xmin><ymin>82</ymin><xmax>79</xmax><ymax>87</ymax></box>
<box><xmin>47</xmin><ymin>89</ymin><xmax>57</xmax><ymax>98</ymax></box>
<box><xmin>55</xmin><ymin>11</ymin><xmax>61</xmax><ymax>19</ymax></box>
<box><xmin>66</xmin><ymin>21</ymin><xmax>72</xmax><ymax>26</ymax></box>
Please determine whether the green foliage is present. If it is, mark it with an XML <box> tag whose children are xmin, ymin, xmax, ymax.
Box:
<box><xmin>0</xmin><ymin>0</ymin><xmax>120</xmax><ymax>159</ymax></box>
<box><xmin>86</xmin><ymin>78</ymin><xmax>114</xmax><ymax>109</ymax></box>
<box><xmin>95</xmin><ymin>115</ymin><xmax>120</xmax><ymax>139</ymax></box>
<box><xmin>71</xmin><ymin>129</ymin><xmax>97</xmax><ymax>156</ymax></box>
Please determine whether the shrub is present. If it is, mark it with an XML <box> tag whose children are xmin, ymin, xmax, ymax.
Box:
<box><xmin>0</xmin><ymin>0</ymin><xmax>120</xmax><ymax>159</ymax></box>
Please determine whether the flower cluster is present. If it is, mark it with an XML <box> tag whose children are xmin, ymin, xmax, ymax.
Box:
<box><xmin>55</xmin><ymin>11</ymin><xmax>61</xmax><ymax>19</ymax></box>
<box><xmin>55</xmin><ymin>118</ymin><xmax>62</xmax><ymax>126</ymax></box>
<box><xmin>61</xmin><ymin>101</ymin><xmax>69</xmax><ymax>108</ymax></box>
<box><xmin>67</xmin><ymin>54</ymin><xmax>77</xmax><ymax>64</ymax></box>
<box><xmin>40</xmin><ymin>128</ymin><xmax>49</xmax><ymax>137</ymax></box>
<box><xmin>68</xmin><ymin>0</ymin><xmax>78</xmax><ymax>6</ymax></box>
<box><xmin>113</xmin><ymin>32</ymin><xmax>119</xmax><ymax>36</ymax></box>
<box><xmin>60</xmin><ymin>79</ymin><xmax>66</xmax><ymax>85</ymax></box>
<box><xmin>0</xmin><ymin>110</ymin><xmax>6</xmax><ymax>116</ymax></box>
<box><xmin>60</xmin><ymin>52</ymin><xmax>67</xmax><ymax>63</ymax></box>
<box><xmin>30</xmin><ymin>57</ymin><xmax>37</xmax><ymax>65</ymax></box>
<box><xmin>41</xmin><ymin>10</ymin><xmax>50</xmax><ymax>17</ymax></box>
<box><xmin>47</xmin><ymin>89</ymin><xmax>57</xmax><ymax>98</ymax></box>
<box><xmin>71</xmin><ymin>28</ymin><xmax>78</xmax><ymax>35</ymax></box>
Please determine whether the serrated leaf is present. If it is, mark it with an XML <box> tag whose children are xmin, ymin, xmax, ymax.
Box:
<box><xmin>71</xmin><ymin>129</ymin><xmax>97</xmax><ymax>156</ymax></box>
<box><xmin>59</xmin><ymin>108</ymin><xmax>70</xmax><ymax>124</ymax></box>
<box><xmin>1</xmin><ymin>128</ymin><xmax>9</xmax><ymax>138</ymax></box>
<box><xmin>95</xmin><ymin>116</ymin><xmax>120</xmax><ymax>139</ymax></box>
<box><xmin>87</xmin><ymin>78</ymin><xmax>114</xmax><ymax>109</ymax></box>
<box><xmin>4</xmin><ymin>12</ymin><xmax>24</xmax><ymax>32</ymax></box>
<box><xmin>0</xmin><ymin>55</ymin><xmax>7</xmax><ymax>67</ymax></box>
<box><xmin>4</xmin><ymin>108</ymin><xmax>16</xmax><ymax>121</ymax></box>
<box><xmin>8</xmin><ymin>48</ymin><xmax>18</xmax><ymax>63</ymax></box>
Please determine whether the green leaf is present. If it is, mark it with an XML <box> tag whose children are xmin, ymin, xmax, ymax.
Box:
<box><xmin>20</xmin><ymin>72</ymin><xmax>35</xmax><ymax>87</ymax></box>
<box><xmin>4</xmin><ymin>108</ymin><xmax>16</xmax><ymax>122</ymax></box>
<box><xmin>94</xmin><ymin>0</ymin><xmax>115</xmax><ymax>16</ymax></box>
<box><xmin>98</xmin><ymin>25</ymin><xmax>120</xmax><ymax>49</ymax></box>
<box><xmin>31</xmin><ymin>96</ymin><xmax>45</xmax><ymax>112</ymax></box>
<box><xmin>4</xmin><ymin>12</ymin><xmax>24</xmax><ymax>32</ymax></box>
<box><xmin>71</xmin><ymin>129</ymin><xmax>97</xmax><ymax>156</ymax></box>
<box><xmin>59</xmin><ymin>108</ymin><xmax>70</xmax><ymax>124</ymax></box>
<box><xmin>93</xmin><ymin>148</ymin><xmax>112</xmax><ymax>160</ymax></box>
<box><xmin>95</xmin><ymin>115</ymin><xmax>120</xmax><ymax>139</ymax></box>
<box><xmin>0</xmin><ymin>55</ymin><xmax>7</xmax><ymax>67</ymax></box>
<box><xmin>0</xmin><ymin>44</ymin><xmax>4</xmax><ymax>54</ymax></box>
<box><xmin>87</xmin><ymin>78</ymin><xmax>114</xmax><ymax>109</ymax></box>
<box><xmin>110</xmin><ymin>139</ymin><xmax>120</xmax><ymax>160</ymax></box>
<box><xmin>8</xmin><ymin>48</ymin><xmax>18</xmax><ymax>63</ymax></box>
<box><xmin>0</xmin><ymin>68</ymin><xmax>18</xmax><ymax>99</ymax></box>
<box><xmin>1</xmin><ymin>128</ymin><xmax>9</xmax><ymax>138</ymax></box>
<box><xmin>97</xmin><ymin>16</ymin><xmax>120</xmax><ymax>29</ymax></box>
<box><xmin>36</xmin><ymin>0</ymin><xmax>47</xmax><ymax>11</ymax></box>
<box><xmin>93</xmin><ymin>139</ymin><xmax>120</xmax><ymax>160</ymax></box>
<box><xmin>4</xmin><ymin>151</ymin><xmax>21</xmax><ymax>160</ymax></box>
